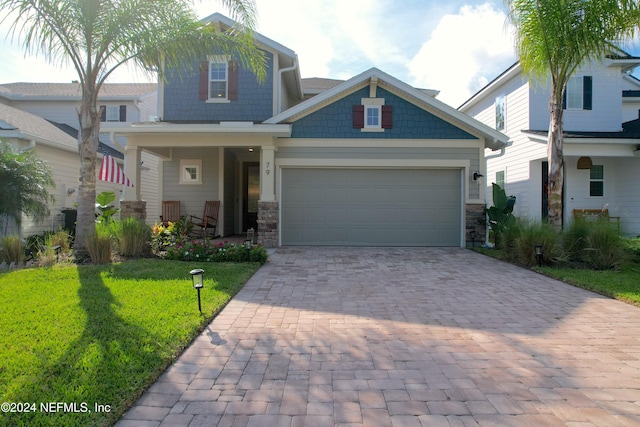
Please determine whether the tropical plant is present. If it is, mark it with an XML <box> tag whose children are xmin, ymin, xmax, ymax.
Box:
<box><xmin>485</xmin><ymin>183</ymin><xmax>516</xmax><ymax>248</ymax></box>
<box><xmin>0</xmin><ymin>141</ymin><xmax>55</xmax><ymax>234</ymax></box>
<box><xmin>95</xmin><ymin>191</ymin><xmax>119</xmax><ymax>223</ymax></box>
<box><xmin>505</xmin><ymin>0</ymin><xmax>640</xmax><ymax>228</ymax></box>
<box><xmin>0</xmin><ymin>0</ymin><xmax>265</xmax><ymax>257</ymax></box>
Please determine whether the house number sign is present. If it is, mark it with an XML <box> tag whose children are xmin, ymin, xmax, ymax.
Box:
<box><xmin>265</xmin><ymin>162</ymin><xmax>271</xmax><ymax>175</ymax></box>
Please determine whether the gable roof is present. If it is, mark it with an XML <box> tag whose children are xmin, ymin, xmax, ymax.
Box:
<box><xmin>0</xmin><ymin>82</ymin><xmax>157</xmax><ymax>102</ymax></box>
<box><xmin>0</xmin><ymin>103</ymin><xmax>77</xmax><ymax>150</ymax></box>
<box><xmin>266</xmin><ymin>67</ymin><xmax>509</xmax><ymax>150</ymax></box>
<box><xmin>0</xmin><ymin>103</ymin><xmax>123</xmax><ymax>157</ymax></box>
<box><xmin>201</xmin><ymin>13</ymin><xmax>303</xmax><ymax>101</ymax></box>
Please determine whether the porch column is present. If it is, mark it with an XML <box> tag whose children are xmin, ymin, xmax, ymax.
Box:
<box><xmin>258</xmin><ymin>145</ymin><xmax>278</xmax><ymax>247</ymax></box>
<box><xmin>122</xmin><ymin>146</ymin><xmax>141</xmax><ymax>201</ymax></box>
<box><xmin>120</xmin><ymin>146</ymin><xmax>146</xmax><ymax>221</ymax></box>
<box><xmin>259</xmin><ymin>145</ymin><xmax>276</xmax><ymax>201</ymax></box>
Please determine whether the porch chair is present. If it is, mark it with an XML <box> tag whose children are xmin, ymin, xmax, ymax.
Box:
<box><xmin>160</xmin><ymin>201</ymin><xmax>181</xmax><ymax>225</ymax></box>
<box><xmin>190</xmin><ymin>200</ymin><xmax>220</xmax><ymax>238</ymax></box>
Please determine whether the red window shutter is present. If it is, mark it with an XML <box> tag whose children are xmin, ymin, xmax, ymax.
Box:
<box><xmin>353</xmin><ymin>105</ymin><xmax>364</xmax><ymax>128</ymax></box>
<box><xmin>382</xmin><ymin>105</ymin><xmax>393</xmax><ymax>129</ymax></box>
<box><xmin>199</xmin><ymin>61</ymin><xmax>208</xmax><ymax>100</ymax></box>
<box><xmin>228</xmin><ymin>61</ymin><xmax>238</xmax><ymax>101</ymax></box>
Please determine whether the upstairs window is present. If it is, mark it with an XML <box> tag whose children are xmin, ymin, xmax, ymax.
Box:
<box><xmin>589</xmin><ymin>165</ymin><xmax>604</xmax><ymax>197</ymax></box>
<box><xmin>100</xmin><ymin>105</ymin><xmax>126</xmax><ymax>122</ymax></box>
<box><xmin>209</xmin><ymin>59</ymin><xmax>228</xmax><ymax>99</ymax></box>
<box><xmin>495</xmin><ymin>96</ymin><xmax>505</xmax><ymax>131</ymax></box>
<box><xmin>199</xmin><ymin>57</ymin><xmax>238</xmax><ymax>102</ymax></box>
<box><xmin>353</xmin><ymin>99</ymin><xmax>392</xmax><ymax>131</ymax></box>
<box><xmin>564</xmin><ymin>76</ymin><xmax>592</xmax><ymax>110</ymax></box>
<box><xmin>365</xmin><ymin>105</ymin><xmax>380</xmax><ymax>128</ymax></box>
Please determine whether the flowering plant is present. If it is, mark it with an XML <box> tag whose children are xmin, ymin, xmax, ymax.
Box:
<box><xmin>164</xmin><ymin>240</ymin><xmax>268</xmax><ymax>264</ymax></box>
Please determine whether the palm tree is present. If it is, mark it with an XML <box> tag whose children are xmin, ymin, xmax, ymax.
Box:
<box><xmin>0</xmin><ymin>141</ymin><xmax>54</xmax><ymax>235</ymax></box>
<box><xmin>505</xmin><ymin>0</ymin><xmax>640</xmax><ymax>228</ymax></box>
<box><xmin>0</xmin><ymin>0</ymin><xmax>265</xmax><ymax>257</ymax></box>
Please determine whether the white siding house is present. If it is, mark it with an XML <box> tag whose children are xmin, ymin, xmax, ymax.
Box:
<box><xmin>460</xmin><ymin>50</ymin><xmax>640</xmax><ymax>237</ymax></box>
<box><xmin>0</xmin><ymin>83</ymin><xmax>162</xmax><ymax>229</ymax></box>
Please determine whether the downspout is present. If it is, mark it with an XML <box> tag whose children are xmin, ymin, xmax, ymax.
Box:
<box><xmin>19</xmin><ymin>139</ymin><xmax>36</xmax><ymax>152</ymax></box>
<box><xmin>109</xmin><ymin>131</ymin><xmax>125</xmax><ymax>153</ymax></box>
<box><xmin>277</xmin><ymin>56</ymin><xmax>299</xmax><ymax>114</ymax></box>
<box><xmin>483</xmin><ymin>140</ymin><xmax>512</xmax><ymax>247</ymax></box>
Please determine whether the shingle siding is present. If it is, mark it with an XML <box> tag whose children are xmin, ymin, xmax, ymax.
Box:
<box><xmin>162</xmin><ymin>52</ymin><xmax>275</xmax><ymax>122</ymax></box>
<box><xmin>291</xmin><ymin>87</ymin><xmax>476</xmax><ymax>139</ymax></box>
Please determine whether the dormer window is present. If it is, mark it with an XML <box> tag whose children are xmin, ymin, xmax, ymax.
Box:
<box><xmin>365</xmin><ymin>105</ymin><xmax>381</xmax><ymax>128</ymax></box>
<box><xmin>208</xmin><ymin>58</ymin><xmax>228</xmax><ymax>99</ymax></box>
<box><xmin>353</xmin><ymin>98</ymin><xmax>392</xmax><ymax>132</ymax></box>
<box><xmin>199</xmin><ymin>57</ymin><xmax>238</xmax><ymax>102</ymax></box>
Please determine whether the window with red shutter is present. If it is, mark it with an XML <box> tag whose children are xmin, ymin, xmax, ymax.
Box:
<box><xmin>381</xmin><ymin>105</ymin><xmax>392</xmax><ymax>129</ymax></box>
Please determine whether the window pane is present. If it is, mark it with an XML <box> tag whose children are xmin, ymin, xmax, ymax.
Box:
<box><xmin>590</xmin><ymin>181</ymin><xmax>603</xmax><ymax>197</ymax></box>
<box><xmin>210</xmin><ymin>62</ymin><xmax>226</xmax><ymax>80</ymax></box>
<box><xmin>566</xmin><ymin>76</ymin><xmax>582</xmax><ymax>109</ymax></box>
<box><xmin>495</xmin><ymin>96</ymin><xmax>505</xmax><ymax>131</ymax></box>
<box><xmin>496</xmin><ymin>170</ymin><xmax>505</xmax><ymax>188</ymax></box>
<box><xmin>210</xmin><ymin>82</ymin><xmax>226</xmax><ymax>98</ymax></box>
<box><xmin>366</xmin><ymin>107</ymin><xmax>379</xmax><ymax>126</ymax></box>
<box><xmin>590</xmin><ymin>165</ymin><xmax>603</xmax><ymax>180</ymax></box>
<box><xmin>106</xmin><ymin>106</ymin><xmax>119</xmax><ymax>122</ymax></box>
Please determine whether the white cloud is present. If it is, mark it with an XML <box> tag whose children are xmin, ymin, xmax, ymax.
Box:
<box><xmin>408</xmin><ymin>3</ymin><xmax>515</xmax><ymax>107</ymax></box>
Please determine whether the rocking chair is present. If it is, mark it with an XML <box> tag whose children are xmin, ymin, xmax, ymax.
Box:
<box><xmin>160</xmin><ymin>201</ymin><xmax>181</xmax><ymax>225</ymax></box>
<box><xmin>190</xmin><ymin>201</ymin><xmax>220</xmax><ymax>238</ymax></box>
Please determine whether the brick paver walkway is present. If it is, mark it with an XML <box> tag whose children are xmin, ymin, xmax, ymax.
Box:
<box><xmin>117</xmin><ymin>247</ymin><xmax>640</xmax><ymax>426</ymax></box>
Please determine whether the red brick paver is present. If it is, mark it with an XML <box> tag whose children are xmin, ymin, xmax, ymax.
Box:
<box><xmin>117</xmin><ymin>247</ymin><xmax>640</xmax><ymax>426</ymax></box>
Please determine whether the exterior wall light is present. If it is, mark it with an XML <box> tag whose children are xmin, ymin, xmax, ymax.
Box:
<box><xmin>473</xmin><ymin>171</ymin><xmax>484</xmax><ymax>181</ymax></box>
<box><xmin>190</xmin><ymin>268</ymin><xmax>204</xmax><ymax>313</ymax></box>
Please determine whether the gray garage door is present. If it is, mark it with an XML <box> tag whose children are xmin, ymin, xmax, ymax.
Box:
<box><xmin>281</xmin><ymin>168</ymin><xmax>462</xmax><ymax>246</ymax></box>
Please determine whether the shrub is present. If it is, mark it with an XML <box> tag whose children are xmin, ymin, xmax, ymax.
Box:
<box><xmin>581</xmin><ymin>222</ymin><xmax>626</xmax><ymax>270</ymax></box>
<box><xmin>1</xmin><ymin>235</ymin><xmax>24</xmax><ymax>264</ymax></box>
<box><xmin>623</xmin><ymin>237</ymin><xmax>640</xmax><ymax>263</ymax></box>
<box><xmin>86</xmin><ymin>225</ymin><xmax>112</xmax><ymax>264</ymax></box>
<box><xmin>165</xmin><ymin>241</ymin><xmax>267</xmax><ymax>264</ymax></box>
<box><xmin>514</xmin><ymin>221</ymin><xmax>561</xmax><ymax>267</ymax></box>
<box><xmin>563</xmin><ymin>217</ymin><xmax>591</xmax><ymax>260</ymax></box>
<box><xmin>151</xmin><ymin>217</ymin><xmax>192</xmax><ymax>254</ymax></box>
<box><xmin>118</xmin><ymin>217</ymin><xmax>151</xmax><ymax>257</ymax></box>
<box><xmin>36</xmin><ymin>230</ymin><xmax>73</xmax><ymax>266</ymax></box>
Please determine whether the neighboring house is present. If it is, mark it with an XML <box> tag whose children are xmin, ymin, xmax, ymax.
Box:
<box><xmin>459</xmin><ymin>48</ymin><xmax>640</xmax><ymax>237</ymax></box>
<box><xmin>107</xmin><ymin>12</ymin><xmax>509</xmax><ymax>248</ymax></box>
<box><xmin>0</xmin><ymin>103</ymin><xmax>123</xmax><ymax>238</ymax></box>
<box><xmin>0</xmin><ymin>82</ymin><xmax>162</xmax><ymax>226</ymax></box>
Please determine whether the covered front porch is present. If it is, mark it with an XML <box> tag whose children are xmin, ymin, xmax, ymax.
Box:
<box><xmin>107</xmin><ymin>122</ymin><xmax>291</xmax><ymax>247</ymax></box>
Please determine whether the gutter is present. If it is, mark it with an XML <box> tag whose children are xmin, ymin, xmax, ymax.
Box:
<box><xmin>277</xmin><ymin>56</ymin><xmax>299</xmax><ymax>114</ymax></box>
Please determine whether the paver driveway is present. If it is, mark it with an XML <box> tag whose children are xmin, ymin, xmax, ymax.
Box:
<box><xmin>117</xmin><ymin>247</ymin><xmax>640</xmax><ymax>426</ymax></box>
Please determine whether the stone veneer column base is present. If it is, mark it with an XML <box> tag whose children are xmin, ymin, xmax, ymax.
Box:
<box><xmin>121</xmin><ymin>200</ymin><xmax>147</xmax><ymax>222</ymax></box>
<box><xmin>466</xmin><ymin>203</ymin><xmax>486</xmax><ymax>247</ymax></box>
<box><xmin>257</xmin><ymin>201</ymin><xmax>279</xmax><ymax>248</ymax></box>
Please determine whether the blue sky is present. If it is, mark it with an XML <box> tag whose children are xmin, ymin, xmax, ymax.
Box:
<box><xmin>0</xmin><ymin>0</ymin><xmax>638</xmax><ymax>107</ymax></box>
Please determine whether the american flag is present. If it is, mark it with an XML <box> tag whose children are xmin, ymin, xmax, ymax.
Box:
<box><xmin>99</xmin><ymin>155</ymin><xmax>133</xmax><ymax>187</ymax></box>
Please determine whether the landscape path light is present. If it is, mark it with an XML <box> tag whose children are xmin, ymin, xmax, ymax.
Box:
<box><xmin>190</xmin><ymin>268</ymin><xmax>205</xmax><ymax>313</ymax></box>
<box><xmin>534</xmin><ymin>244</ymin><xmax>543</xmax><ymax>267</ymax></box>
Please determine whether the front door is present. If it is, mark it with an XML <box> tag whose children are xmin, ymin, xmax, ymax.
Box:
<box><xmin>243</xmin><ymin>162</ymin><xmax>259</xmax><ymax>231</ymax></box>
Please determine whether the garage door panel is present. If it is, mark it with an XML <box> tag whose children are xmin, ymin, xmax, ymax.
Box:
<box><xmin>282</xmin><ymin>168</ymin><xmax>461</xmax><ymax>246</ymax></box>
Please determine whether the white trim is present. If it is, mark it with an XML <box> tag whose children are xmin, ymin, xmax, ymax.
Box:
<box><xmin>179</xmin><ymin>159</ymin><xmax>202</xmax><ymax>185</ymax></box>
<box><xmin>276</xmin><ymin>138</ymin><xmax>482</xmax><ymax>149</ymax></box>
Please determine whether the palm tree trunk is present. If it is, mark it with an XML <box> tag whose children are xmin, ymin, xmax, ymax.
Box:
<box><xmin>74</xmin><ymin>86</ymin><xmax>101</xmax><ymax>258</ymax></box>
<box><xmin>547</xmin><ymin>92</ymin><xmax>564</xmax><ymax>230</ymax></box>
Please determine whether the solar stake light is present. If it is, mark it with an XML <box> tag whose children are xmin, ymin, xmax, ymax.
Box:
<box><xmin>190</xmin><ymin>268</ymin><xmax>205</xmax><ymax>313</ymax></box>
<box><xmin>534</xmin><ymin>244</ymin><xmax>543</xmax><ymax>267</ymax></box>
<box><xmin>245</xmin><ymin>228</ymin><xmax>255</xmax><ymax>250</ymax></box>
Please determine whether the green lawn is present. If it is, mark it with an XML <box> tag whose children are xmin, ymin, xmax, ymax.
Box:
<box><xmin>474</xmin><ymin>247</ymin><xmax>640</xmax><ymax>307</ymax></box>
<box><xmin>0</xmin><ymin>259</ymin><xmax>261</xmax><ymax>427</ymax></box>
